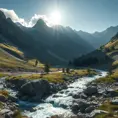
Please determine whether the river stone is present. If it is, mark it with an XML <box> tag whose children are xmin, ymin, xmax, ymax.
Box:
<box><xmin>8</xmin><ymin>95</ymin><xmax>18</xmax><ymax>102</ymax></box>
<box><xmin>85</xmin><ymin>106</ymin><xmax>95</xmax><ymax>113</ymax></box>
<box><xmin>0</xmin><ymin>94</ymin><xmax>6</xmax><ymax>102</ymax></box>
<box><xmin>84</xmin><ymin>86</ymin><xmax>98</xmax><ymax>96</ymax></box>
<box><xmin>19</xmin><ymin>79</ymin><xmax>50</xmax><ymax>102</ymax></box>
<box><xmin>90</xmin><ymin>110</ymin><xmax>108</xmax><ymax>117</ymax></box>
<box><xmin>71</xmin><ymin>103</ymin><xmax>80</xmax><ymax>114</ymax></box>
<box><xmin>111</xmin><ymin>99</ymin><xmax>118</xmax><ymax>105</ymax></box>
<box><xmin>106</xmin><ymin>89</ymin><xmax>118</xmax><ymax>97</ymax></box>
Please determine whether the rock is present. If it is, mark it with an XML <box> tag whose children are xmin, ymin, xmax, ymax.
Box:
<box><xmin>72</xmin><ymin>94</ymin><xmax>80</xmax><ymax>99</ymax></box>
<box><xmin>80</xmin><ymin>93</ymin><xmax>87</xmax><ymax>99</ymax></box>
<box><xmin>90</xmin><ymin>110</ymin><xmax>108</xmax><ymax>117</ymax></box>
<box><xmin>0</xmin><ymin>95</ymin><xmax>6</xmax><ymax>102</ymax></box>
<box><xmin>111</xmin><ymin>99</ymin><xmax>118</xmax><ymax>105</ymax></box>
<box><xmin>77</xmin><ymin>114</ymin><xmax>85</xmax><ymax>118</ymax></box>
<box><xmin>6</xmin><ymin>79</ymin><xmax>27</xmax><ymax>90</ymax></box>
<box><xmin>19</xmin><ymin>79</ymin><xmax>50</xmax><ymax>102</ymax></box>
<box><xmin>85</xmin><ymin>106</ymin><xmax>95</xmax><ymax>113</ymax></box>
<box><xmin>8</xmin><ymin>95</ymin><xmax>18</xmax><ymax>102</ymax></box>
<box><xmin>73</xmin><ymin>100</ymin><xmax>90</xmax><ymax>113</ymax></box>
<box><xmin>106</xmin><ymin>89</ymin><xmax>118</xmax><ymax>97</ymax></box>
<box><xmin>29</xmin><ymin>108</ymin><xmax>36</xmax><ymax>112</ymax></box>
<box><xmin>71</xmin><ymin>103</ymin><xmax>80</xmax><ymax>114</ymax></box>
<box><xmin>84</xmin><ymin>86</ymin><xmax>98</xmax><ymax>96</ymax></box>
<box><xmin>5</xmin><ymin>111</ymin><xmax>14</xmax><ymax>118</ymax></box>
<box><xmin>0</xmin><ymin>109</ymin><xmax>11</xmax><ymax>115</ymax></box>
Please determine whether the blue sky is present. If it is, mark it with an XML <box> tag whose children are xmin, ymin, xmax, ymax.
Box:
<box><xmin>0</xmin><ymin>0</ymin><xmax>118</xmax><ymax>33</ymax></box>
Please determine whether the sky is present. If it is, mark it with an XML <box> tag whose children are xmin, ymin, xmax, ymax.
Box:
<box><xmin>0</xmin><ymin>0</ymin><xmax>118</xmax><ymax>33</ymax></box>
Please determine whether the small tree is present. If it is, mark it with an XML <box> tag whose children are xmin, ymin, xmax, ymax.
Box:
<box><xmin>44</xmin><ymin>64</ymin><xmax>50</xmax><ymax>74</ymax></box>
<box><xmin>87</xmin><ymin>68</ymin><xmax>91</xmax><ymax>75</ymax></box>
<box><xmin>66</xmin><ymin>68</ymin><xmax>70</xmax><ymax>73</ymax></box>
<box><xmin>35</xmin><ymin>59</ymin><xmax>38</xmax><ymax>67</ymax></box>
<box><xmin>62</xmin><ymin>68</ymin><xmax>65</xmax><ymax>73</ymax></box>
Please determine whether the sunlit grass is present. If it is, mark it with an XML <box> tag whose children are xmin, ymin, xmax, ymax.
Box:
<box><xmin>0</xmin><ymin>43</ymin><xmax>23</xmax><ymax>57</ymax></box>
<box><xmin>96</xmin><ymin>100</ymin><xmax>118</xmax><ymax>118</ymax></box>
<box><xmin>0</xmin><ymin>47</ymin><xmax>43</xmax><ymax>71</ymax></box>
<box><xmin>6</xmin><ymin>69</ymin><xmax>98</xmax><ymax>83</ymax></box>
<box><xmin>95</xmin><ymin>75</ymin><xmax>115</xmax><ymax>83</ymax></box>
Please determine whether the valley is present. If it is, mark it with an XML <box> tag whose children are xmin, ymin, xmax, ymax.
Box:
<box><xmin>0</xmin><ymin>4</ymin><xmax>118</xmax><ymax>118</ymax></box>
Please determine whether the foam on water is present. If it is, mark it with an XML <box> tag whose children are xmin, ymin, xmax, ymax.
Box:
<box><xmin>23</xmin><ymin>70</ymin><xmax>107</xmax><ymax>118</ymax></box>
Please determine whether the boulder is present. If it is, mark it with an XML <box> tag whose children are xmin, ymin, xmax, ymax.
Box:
<box><xmin>19</xmin><ymin>79</ymin><xmax>50</xmax><ymax>102</ymax></box>
<box><xmin>72</xmin><ymin>100</ymin><xmax>89</xmax><ymax>114</ymax></box>
<box><xmin>84</xmin><ymin>86</ymin><xmax>98</xmax><ymax>96</ymax></box>
<box><xmin>0</xmin><ymin>95</ymin><xmax>6</xmax><ymax>102</ymax></box>
<box><xmin>71</xmin><ymin>103</ymin><xmax>80</xmax><ymax>114</ymax></box>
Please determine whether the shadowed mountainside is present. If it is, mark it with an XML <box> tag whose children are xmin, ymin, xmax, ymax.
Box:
<box><xmin>0</xmin><ymin>10</ymin><xmax>94</xmax><ymax>65</ymax></box>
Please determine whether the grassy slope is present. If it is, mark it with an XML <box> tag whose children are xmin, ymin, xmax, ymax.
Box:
<box><xmin>0</xmin><ymin>43</ymin><xmax>44</xmax><ymax>72</ymax></box>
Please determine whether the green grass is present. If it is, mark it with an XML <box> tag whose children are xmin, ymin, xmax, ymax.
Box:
<box><xmin>95</xmin><ymin>100</ymin><xmax>118</xmax><ymax>118</ymax></box>
<box><xmin>95</xmin><ymin>75</ymin><xmax>115</xmax><ymax>83</ymax></box>
<box><xmin>6</xmin><ymin>69</ymin><xmax>98</xmax><ymax>83</ymax></box>
<box><xmin>0</xmin><ymin>43</ymin><xmax>24</xmax><ymax>57</ymax></box>
<box><xmin>0</xmin><ymin>46</ymin><xmax>43</xmax><ymax>71</ymax></box>
<box><xmin>95</xmin><ymin>68</ymin><xmax>118</xmax><ymax>83</ymax></box>
<box><xmin>6</xmin><ymin>73</ymin><xmax>65</xmax><ymax>83</ymax></box>
<box><xmin>0</xmin><ymin>73</ymin><xmax>9</xmax><ymax>77</ymax></box>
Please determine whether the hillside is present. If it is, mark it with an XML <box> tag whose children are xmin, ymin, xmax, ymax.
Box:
<box><xmin>0</xmin><ymin>10</ymin><xmax>95</xmax><ymax>65</ymax></box>
<box><xmin>73</xmin><ymin>33</ymin><xmax>118</xmax><ymax>70</ymax></box>
<box><xmin>0</xmin><ymin>43</ymin><xmax>43</xmax><ymax>72</ymax></box>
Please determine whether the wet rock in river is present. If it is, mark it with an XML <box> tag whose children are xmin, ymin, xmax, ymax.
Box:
<box><xmin>111</xmin><ymin>99</ymin><xmax>118</xmax><ymax>105</ymax></box>
<box><xmin>0</xmin><ymin>95</ymin><xmax>6</xmax><ymax>102</ymax></box>
<box><xmin>84</xmin><ymin>86</ymin><xmax>98</xmax><ymax>96</ymax></box>
<box><xmin>85</xmin><ymin>106</ymin><xmax>95</xmax><ymax>113</ymax></box>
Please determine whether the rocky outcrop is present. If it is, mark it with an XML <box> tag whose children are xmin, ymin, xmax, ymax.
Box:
<box><xmin>6</xmin><ymin>79</ymin><xmax>27</xmax><ymax>90</ymax></box>
<box><xmin>19</xmin><ymin>79</ymin><xmax>51</xmax><ymax>102</ymax></box>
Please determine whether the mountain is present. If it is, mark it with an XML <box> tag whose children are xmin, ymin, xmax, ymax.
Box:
<box><xmin>26</xmin><ymin>22</ymin><xmax>94</xmax><ymax>63</ymax></box>
<box><xmin>73</xmin><ymin>33</ymin><xmax>118</xmax><ymax>70</ymax></box>
<box><xmin>0</xmin><ymin>10</ymin><xmax>94</xmax><ymax>65</ymax></box>
<box><xmin>78</xmin><ymin>26</ymin><xmax>118</xmax><ymax>48</ymax></box>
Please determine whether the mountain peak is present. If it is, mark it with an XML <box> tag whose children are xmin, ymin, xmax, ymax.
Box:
<box><xmin>0</xmin><ymin>10</ymin><xmax>6</xmax><ymax>19</ymax></box>
<box><xmin>33</xmin><ymin>19</ymin><xmax>47</xmax><ymax>29</ymax></box>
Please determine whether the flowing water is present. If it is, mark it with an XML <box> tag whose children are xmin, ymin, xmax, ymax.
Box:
<box><xmin>21</xmin><ymin>70</ymin><xmax>107</xmax><ymax>118</ymax></box>
<box><xmin>0</xmin><ymin>70</ymin><xmax>107</xmax><ymax>118</ymax></box>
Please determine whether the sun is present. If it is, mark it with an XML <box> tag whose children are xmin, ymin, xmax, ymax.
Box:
<box><xmin>50</xmin><ymin>11</ymin><xmax>61</xmax><ymax>25</ymax></box>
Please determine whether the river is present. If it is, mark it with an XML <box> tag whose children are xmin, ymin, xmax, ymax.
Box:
<box><xmin>16</xmin><ymin>70</ymin><xmax>107</xmax><ymax>118</ymax></box>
